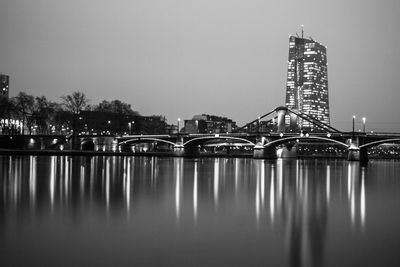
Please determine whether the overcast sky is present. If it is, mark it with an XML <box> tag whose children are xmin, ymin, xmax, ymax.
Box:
<box><xmin>1</xmin><ymin>0</ymin><xmax>400</xmax><ymax>131</ymax></box>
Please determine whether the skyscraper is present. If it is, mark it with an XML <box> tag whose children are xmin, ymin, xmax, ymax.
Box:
<box><xmin>1</xmin><ymin>74</ymin><xmax>9</xmax><ymax>98</ymax></box>
<box><xmin>285</xmin><ymin>31</ymin><xmax>330</xmax><ymax>129</ymax></box>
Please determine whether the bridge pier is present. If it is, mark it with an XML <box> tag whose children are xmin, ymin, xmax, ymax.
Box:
<box><xmin>173</xmin><ymin>144</ymin><xmax>185</xmax><ymax>157</ymax></box>
<box><xmin>253</xmin><ymin>145</ymin><xmax>277</xmax><ymax>159</ymax></box>
<box><xmin>347</xmin><ymin>148</ymin><xmax>359</xmax><ymax>161</ymax></box>
<box><xmin>347</xmin><ymin>147</ymin><xmax>368</xmax><ymax>162</ymax></box>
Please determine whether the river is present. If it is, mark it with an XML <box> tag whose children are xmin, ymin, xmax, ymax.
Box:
<box><xmin>1</xmin><ymin>155</ymin><xmax>400</xmax><ymax>266</ymax></box>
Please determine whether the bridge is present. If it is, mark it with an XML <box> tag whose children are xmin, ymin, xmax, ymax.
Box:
<box><xmin>113</xmin><ymin>107</ymin><xmax>400</xmax><ymax>162</ymax></box>
<box><xmin>2</xmin><ymin>107</ymin><xmax>398</xmax><ymax>161</ymax></box>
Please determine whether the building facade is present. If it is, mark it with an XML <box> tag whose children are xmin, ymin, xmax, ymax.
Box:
<box><xmin>285</xmin><ymin>35</ymin><xmax>330</xmax><ymax>129</ymax></box>
<box><xmin>1</xmin><ymin>74</ymin><xmax>9</xmax><ymax>98</ymax></box>
<box><xmin>184</xmin><ymin>114</ymin><xmax>236</xmax><ymax>134</ymax></box>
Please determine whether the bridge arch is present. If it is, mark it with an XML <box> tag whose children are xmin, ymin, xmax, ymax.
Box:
<box><xmin>184</xmin><ymin>136</ymin><xmax>256</xmax><ymax>147</ymax></box>
<box><xmin>264</xmin><ymin>136</ymin><xmax>349</xmax><ymax>148</ymax></box>
<box><xmin>119</xmin><ymin>138</ymin><xmax>176</xmax><ymax>147</ymax></box>
<box><xmin>80</xmin><ymin>139</ymin><xmax>95</xmax><ymax>151</ymax></box>
<box><xmin>360</xmin><ymin>138</ymin><xmax>400</xmax><ymax>149</ymax></box>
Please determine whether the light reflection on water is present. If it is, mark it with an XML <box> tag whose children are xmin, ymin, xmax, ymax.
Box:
<box><xmin>1</xmin><ymin>156</ymin><xmax>400</xmax><ymax>266</ymax></box>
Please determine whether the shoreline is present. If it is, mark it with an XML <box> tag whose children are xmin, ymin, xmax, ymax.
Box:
<box><xmin>1</xmin><ymin>148</ymin><xmax>399</xmax><ymax>160</ymax></box>
<box><xmin>0</xmin><ymin>149</ymin><xmax>253</xmax><ymax>158</ymax></box>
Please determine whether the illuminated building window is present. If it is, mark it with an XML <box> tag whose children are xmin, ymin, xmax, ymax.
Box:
<box><xmin>284</xmin><ymin>33</ymin><xmax>330</xmax><ymax>129</ymax></box>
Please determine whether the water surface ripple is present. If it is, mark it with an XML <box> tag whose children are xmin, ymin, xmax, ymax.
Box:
<box><xmin>1</xmin><ymin>156</ymin><xmax>400</xmax><ymax>266</ymax></box>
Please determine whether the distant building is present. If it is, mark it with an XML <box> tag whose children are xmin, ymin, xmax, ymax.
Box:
<box><xmin>184</xmin><ymin>114</ymin><xmax>236</xmax><ymax>134</ymax></box>
<box><xmin>285</xmin><ymin>31</ymin><xmax>330</xmax><ymax>129</ymax></box>
<box><xmin>1</xmin><ymin>74</ymin><xmax>9</xmax><ymax>98</ymax></box>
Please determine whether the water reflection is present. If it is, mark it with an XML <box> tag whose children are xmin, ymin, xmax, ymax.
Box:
<box><xmin>175</xmin><ymin>157</ymin><xmax>183</xmax><ymax>222</ymax></box>
<box><xmin>348</xmin><ymin>162</ymin><xmax>367</xmax><ymax>230</ymax></box>
<box><xmin>214</xmin><ymin>158</ymin><xmax>219</xmax><ymax>207</ymax></box>
<box><xmin>194</xmin><ymin>161</ymin><xmax>201</xmax><ymax>224</ymax></box>
<box><xmin>361</xmin><ymin>167</ymin><xmax>366</xmax><ymax>229</ymax></box>
<box><xmin>278</xmin><ymin>160</ymin><xmax>328</xmax><ymax>267</ymax></box>
<box><xmin>1</xmin><ymin>156</ymin><xmax>397</xmax><ymax>267</ymax></box>
<box><xmin>270</xmin><ymin>163</ymin><xmax>275</xmax><ymax>223</ymax></box>
<box><xmin>0</xmin><ymin>157</ymin><xmax>368</xmax><ymax>225</ymax></box>
<box><xmin>124</xmin><ymin>157</ymin><xmax>131</xmax><ymax>216</ymax></box>
<box><xmin>29</xmin><ymin>156</ymin><xmax>37</xmax><ymax>208</ymax></box>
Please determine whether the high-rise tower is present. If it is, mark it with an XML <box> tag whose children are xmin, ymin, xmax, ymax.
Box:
<box><xmin>285</xmin><ymin>30</ymin><xmax>330</xmax><ymax>129</ymax></box>
<box><xmin>1</xmin><ymin>74</ymin><xmax>9</xmax><ymax>98</ymax></box>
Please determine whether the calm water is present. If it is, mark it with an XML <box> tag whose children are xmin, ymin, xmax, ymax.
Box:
<box><xmin>1</xmin><ymin>156</ymin><xmax>400</xmax><ymax>267</ymax></box>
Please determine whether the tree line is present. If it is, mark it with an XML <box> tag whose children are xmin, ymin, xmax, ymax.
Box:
<box><xmin>0</xmin><ymin>91</ymin><xmax>145</xmax><ymax>135</ymax></box>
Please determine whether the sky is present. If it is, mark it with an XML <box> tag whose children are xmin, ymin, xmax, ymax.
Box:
<box><xmin>1</xmin><ymin>0</ymin><xmax>400</xmax><ymax>132</ymax></box>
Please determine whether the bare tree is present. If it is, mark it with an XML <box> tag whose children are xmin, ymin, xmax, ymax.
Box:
<box><xmin>61</xmin><ymin>91</ymin><xmax>89</xmax><ymax>114</ymax></box>
<box><xmin>32</xmin><ymin>96</ymin><xmax>58</xmax><ymax>134</ymax></box>
<box><xmin>13</xmin><ymin>92</ymin><xmax>35</xmax><ymax>134</ymax></box>
<box><xmin>61</xmin><ymin>91</ymin><xmax>89</xmax><ymax>149</ymax></box>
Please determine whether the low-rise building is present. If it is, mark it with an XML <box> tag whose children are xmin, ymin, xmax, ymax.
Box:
<box><xmin>184</xmin><ymin>114</ymin><xmax>237</xmax><ymax>134</ymax></box>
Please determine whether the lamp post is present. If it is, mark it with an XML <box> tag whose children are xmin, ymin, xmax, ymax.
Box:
<box><xmin>352</xmin><ymin>115</ymin><xmax>356</xmax><ymax>133</ymax></box>
<box><xmin>128</xmin><ymin>121</ymin><xmax>135</xmax><ymax>135</ymax></box>
<box><xmin>362</xmin><ymin>117</ymin><xmax>366</xmax><ymax>133</ymax></box>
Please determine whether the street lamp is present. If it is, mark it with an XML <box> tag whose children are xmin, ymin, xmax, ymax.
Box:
<box><xmin>128</xmin><ymin>121</ymin><xmax>135</xmax><ymax>135</ymax></box>
<box><xmin>352</xmin><ymin>115</ymin><xmax>356</xmax><ymax>133</ymax></box>
<box><xmin>362</xmin><ymin>117</ymin><xmax>366</xmax><ymax>133</ymax></box>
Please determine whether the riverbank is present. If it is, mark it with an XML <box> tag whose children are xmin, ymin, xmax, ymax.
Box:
<box><xmin>0</xmin><ymin>149</ymin><xmax>253</xmax><ymax>158</ymax></box>
<box><xmin>0</xmin><ymin>149</ymin><xmax>163</xmax><ymax>157</ymax></box>
<box><xmin>1</xmin><ymin>148</ymin><xmax>399</xmax><ymax>160</ymax></box>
